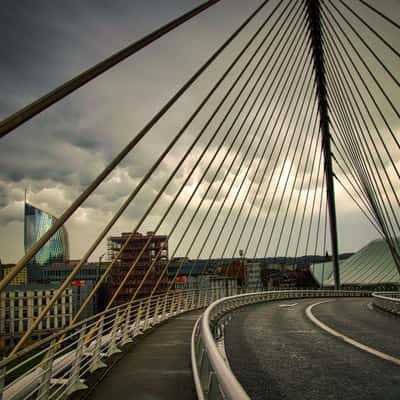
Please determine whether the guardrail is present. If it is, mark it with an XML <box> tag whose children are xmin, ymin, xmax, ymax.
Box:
<box><xmin>191</xmin><ymin>289</ymin><xmax>371</xmax><ymax>400</ymax></box>
<box><xmin>372</xmin><ymin>291</ymin><xmax>400</xmax><ymax>315</ymax></box>
<box><xmin>0</xmin><ymin>286</ymin><xmax>235</xmax><ymax>400</ymax></box>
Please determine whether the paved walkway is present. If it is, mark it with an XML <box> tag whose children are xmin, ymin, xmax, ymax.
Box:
<box><xmin>85</xmin><ymin>310</ymin><xmax>201</xmax><ymax>400</ymax></box>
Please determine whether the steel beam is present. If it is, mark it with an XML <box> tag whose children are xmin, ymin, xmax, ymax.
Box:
<box><xmin>305</xmin><ymin>0</ymin><xmax>340</xmax><ymax>289</ymax></box>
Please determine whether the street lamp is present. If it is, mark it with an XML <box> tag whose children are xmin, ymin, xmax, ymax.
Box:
<box><xmin>98</xmin><ymin>253</ymin><xmax>106</xmax><ymax>281</ymax></box>
<box><xmin>239</xmin><ymin>249</ymin><xmax>244</xmax><ymax>290</ymax></box>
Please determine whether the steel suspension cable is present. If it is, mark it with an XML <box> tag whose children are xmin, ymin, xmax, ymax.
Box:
<box><xmin>150</xmin><ymin>2</ymin><xmax>308</xmax><ymax>295</ymax></box>
<box><xmin>322</xmin><ymin>20</ymin><xmax>400</xmax><ymax>233</ymax></box>
<box><xmin>325</xmin><ymin>62</ymin><xmax>400</xmax><ymax>254</ymax></box>
<box><xmin>283</xmin><ymin>114</ymin><xmax>320</xmax><ymax>258</ymax></box>
<box><xmin>271</xmin><ymin>86</ymin><xmax>318</xmax><ymax>258</ymax></box>
<box><xmin>325</xmin><ymin>0</ymin><xmax>400</xmax><ymax>90</ymax></box>
<box><xmin>322</xmin><ymin>3</ymin><xmax>400</xmax><ymax>159</ymax></box>
<box><xmin>100</xmin><ymin>0</ymin><xmax>293</xmax><ymax>310</ymax></box>
<box><xmin>250</xmin><ymin>62</ymin><xmax>314</xmax><ymax>259</ymax></box>
<box><xmin>304</xmin><ymin>140</ymin><xmax>324</xmax><ymax>257</ymax></box>
<box><xmin>261</xmin><ymin>68</ymin><xmax>315</xmax><ymax>258</ymax></box>
<box><xmin>1</xmin><ymin>0</ymin><xmax>270</xmax><ymax>292</ymax></box>
<box><xmin>326</xmin><ymin>82</ymin><xmax>389</xmax><ymax>228</ymax></box>
<box><xmin>313</xmin><ymin>164</ymin><xmax>326</xmax><ymax>260</ymax></box>
<box><xmin>130</xmin><ymin>0</ymin><xmax>304</xmax><ymax>300</ymax></box>
<box><xmin>321</xmin><ymin>6</ymin><xmax>400</xmax><ymax>247</ymax></box>
<box><xmin>237</xmin><ymin>100</ymin><xmax>317</xmax><ymax>262</ymax></box>
<box><xmin>328</xmin><ymin>109</ymin><xmax>382</xmax><ymax>223</ymax></box>
<box><xmin>212</xmin><ymin>26</ymin><xmax>311</xmax><ymax>264</ymax></box>
<box><xmin>355</xmin><ymin>0</ymin><xmax>400</xmax><ymax>30</ymax></box>
<box><xmin>42</xmin><ymin>3</ymin><xmax>283</xmax><ymax>326</ymax></box>
<box><xmin>0</xmin><ymin>0</ymin><xmax>224</xmax><ymax>138</ymax></box>
<box><xmin>322</xmin><ymin>24</ymin><xmax>400</xmax><ymax>239</ymax></box>
<box><xmin>334</xmin><ymin>175</ymin><xmax>383</xmax><ymax>235</ymax></box>
<box><xmin>320</xmin><ymin>195</ymin><xmax>329</xmax><ymax>288</ymax></box>
<box><xmin>336</xmin><ymin>0</ymin><xmax>400</xmax><ymax>59</ymax></box>
<box><xmin>290</xmin><ymin>116</ymin><xmax>322</xmax><ymax>261</ymax></box>
<box><xmin>8</xmin><ymin>0</ymin><xmax>274</xmax><ymax>355</ymax></box>
<box><xmin>216</xmin><ymin>63</ymin><xmax>313</xmax><ymax>265</ymax></box>
<box><xmin>186</xmin><ymin>25</ymin><xmax>312</xmax><ymax>283</ymax></box>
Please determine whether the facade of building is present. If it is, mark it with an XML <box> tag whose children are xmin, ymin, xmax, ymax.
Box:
<box><xmin>0</xmin><ymin>263</ymin><xmax>27</xmax><ymax>285</ymax></box>
<box><xmin>24</xmin><ymin>202</ymin><xmax>69</xmax><ymax>280</ymax></box>
<box><xmin>41</xmin><ymin>260</ymin><xmax>108</xmax><ymax>319</ymax></box>
<box><xmin>244</xmin><ymin>263</ymin><xmax>263</xmax><ymax>290</ymax></box>
<box><xmin>107</xmin><ymin>232</ymin><xmax>169</xmax><ymax>305</ymax></box>
<box><xmin>219</xmin><ymin>261</ymin><xmax>246</xmax><ymax>286</ymax></box>
<box><xmin>0</xmin><ymin>284</ymin><xmax>72</xmax><ymax>353</ymax></box>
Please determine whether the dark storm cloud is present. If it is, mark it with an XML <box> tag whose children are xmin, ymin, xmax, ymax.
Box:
<box><xmin>0</xmin><ymin>0</ymin><xmax>398</xmax><ymax>262</ymax></box>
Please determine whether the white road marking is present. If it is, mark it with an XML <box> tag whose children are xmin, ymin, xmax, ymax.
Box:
<box><xmin>279</xmin><ymin>303</ymin><xmax>298</xmax><ymax>308</ymax></box>
<box><xmin>305</xmin><ymin>300</ymin><xmax>400</xmax><ymax>367</ymax></box>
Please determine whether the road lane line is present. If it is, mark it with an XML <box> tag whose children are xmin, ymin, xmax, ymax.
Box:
<box><xmin>306</xmin><ymin>300</ymin><xmax>400</xmax><ymax>367</ymax></box>
<box><xmin>279</xmin><ymin>303</ymin><xmax>298</xmax><ymax>308</ymax></box>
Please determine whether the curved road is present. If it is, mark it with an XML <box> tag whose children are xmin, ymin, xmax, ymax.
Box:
<box><xmin>224</xmin><ymin>298</ymin><xmax>400</xmax><ymax>400</ymax></box>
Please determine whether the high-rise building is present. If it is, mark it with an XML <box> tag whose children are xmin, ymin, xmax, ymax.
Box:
<box><xmin>0</xmin><ymin>284</ymin><xmax>72</xmax><ymax>353</ymax></box>
<box><xmin>24</xmin><ymin>202</ymin><xmax>69</xmax><ymax>280</ymax></box>
<box><xmin>106</xmin><ymin>232</ymin><xmax>168</xmax><ymax>305</ymax></box>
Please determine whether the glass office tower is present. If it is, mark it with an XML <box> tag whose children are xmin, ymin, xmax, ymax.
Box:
<box><xmin>24</xmin><ymin>202</ymin><xmax>69</xmax><ymax>267</ymax></box>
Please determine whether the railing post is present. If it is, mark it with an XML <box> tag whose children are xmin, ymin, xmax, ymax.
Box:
<box><xmin>190</xmin><ymin>290</ymin><xmax>196</xmax><ymax>310</ymax></box>
<box><xmin>67</xmin><ymin>325</ymin><xmax>88</xmax><ymax>395</ymax></box>
<box><xmin>197</xmin><ymin>290</ymin><xmax>203</xmax><ymax>308</ymax></box>
<box><xmin>107</xmin><ymin>310</ymin><xmax>122</xmax><ymax>356</ymax></box>
<box><xmin>171</xmin><ymin>293</ymin><xmax>178</xmax><ymax>316</ymax></box>
<box><xmin>160</xmin><ymin>294</ymin><xmax>168</xmax><ymax>321</ymax></box>
<box><xmin>199</xmin><ymin>349</ymin><xmax>210</xmax><ymax>394</ymax></box>
<box><xmin>121</xmin><ymin>304</ymin><xmax>133</xmax><ymax>346</ymax></box>
<box><xmin>202</xmin><ymin>290</ymin><xmax>208</xmax><ymax>308</ymax></box>
<box><xmin>0</xmin><ymin>366</ymin><xmax>5</xmax><ymax>400</ymax></box>
<box><xmin>143</xmin><ymin>297</ymin><xmax>152</xmax><ymax>330</ymax></box>
<box><xmin>134</xmin><ymin>300</ymin><xmax>144</xmax><ymax>335</ymax></box>
<box><xmin>37</xmin><ymin>339</ymin><xmax>56</xmax><ymax>400</ymax></box>
<box><xmin>208</xmin><ymin>371</ymin><xmax>222</xmax><ymax>400</ymax></box>
<box><xmin>90</xmin><ymin>316</ymin><xmax>107</xmax><ymax>372</ymax></box>
<box><xmin>183</xmin><ymin>291</ymin><xmax>190</xmax><ymax>312</ymax></box>
<box><xmin>153</xmin><ymin>296</ymin><xmax>161</xmax><ymax>324</ymax></box>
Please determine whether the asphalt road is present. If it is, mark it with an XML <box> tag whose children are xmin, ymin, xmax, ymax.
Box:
<box><xmin>224</xmin><ymin>298</ymin><xmax>400</xmax><ymax>400</ymax></box>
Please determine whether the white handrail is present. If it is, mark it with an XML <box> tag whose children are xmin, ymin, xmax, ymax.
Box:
<box><xmin>372</xmin><ymin>291</ymin><xmax>400</xmax><ymax>315</ymax></box>
<box><xmin>1</xmin><ymin>287</ymin><xmax>226</xmax><ymax>400</ymax></box>
<box><xmin>192</xmin><ymin>289</ymin><xmax>371</xmax><ymax>400</ymax></box>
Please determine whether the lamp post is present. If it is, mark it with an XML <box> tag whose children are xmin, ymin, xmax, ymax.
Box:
<box><xmin>98</xmin><ymin>253</ymin><xmax>106</xmax><ymax>281</ymax></box>
<box><xmin>239</xmin><ymin>249</ymin><xmax>244</xmax><ymax>290</ymax></box>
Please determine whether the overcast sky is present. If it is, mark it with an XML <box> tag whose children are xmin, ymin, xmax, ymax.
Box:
<box><xmin>0</xmin><ymin>0</ymin><xmax>398</xmax><ymax>264</ymax></box>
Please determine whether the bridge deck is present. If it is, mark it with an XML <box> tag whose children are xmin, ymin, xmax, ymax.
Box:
<box><xmin>84</xmin><ymin>310</ymin><xmax>201</xmax><ymax>400</ymax></box>
<box><xmin>225</xmin><ymin>298</ymin><xmax>400</xmax><ymax>400</ymax></box>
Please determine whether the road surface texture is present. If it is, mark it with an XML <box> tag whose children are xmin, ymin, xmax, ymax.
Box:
<box><xmin>85</xmin><ymin>310</ymin><xmax>201</xmax><ymax>400</ymax></box>
<box><xmin>224</xmin><ymin>298</ymin><xmax>400</xmax><ymax>400</ymax></box>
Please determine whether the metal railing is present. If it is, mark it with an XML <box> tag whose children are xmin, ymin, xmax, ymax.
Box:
<box><xmin>0</xmin><ymin>287</ymin><xmax>233</xmax><ymax>400</ymax></box>
<box><xmin>372</xmin><ymin>291</ymin><xmax>400</xmax><ymax>315</ymax></box>
<box><xmin>191</xmin><ymin>289</ymin><xmax>371</xmax><ymax>400</ymax></box>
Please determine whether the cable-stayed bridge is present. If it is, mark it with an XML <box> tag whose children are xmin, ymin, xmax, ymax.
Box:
<box><xmin>0</xmin><ymin>0</ymin><xmax>399</xmax><ymax>399</ymax></box>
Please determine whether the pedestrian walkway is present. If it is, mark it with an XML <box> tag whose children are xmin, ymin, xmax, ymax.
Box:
<box><xmin>85</xmin><ymin>310</ymin><xmax>202</xmax><ymax>400</ymax></box>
